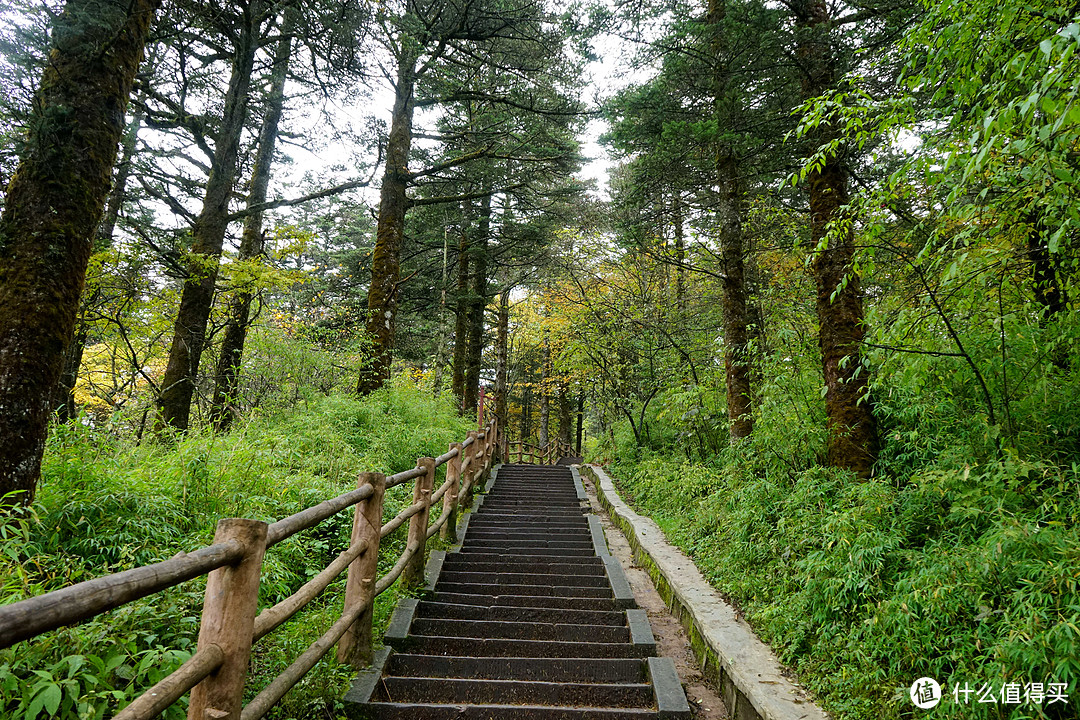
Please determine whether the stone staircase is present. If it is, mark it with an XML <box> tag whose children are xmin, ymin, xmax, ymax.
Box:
<box><xmin>344</xmin><ymin>463</ymin><xmax>691</xmax><ymax>719</ymax></box>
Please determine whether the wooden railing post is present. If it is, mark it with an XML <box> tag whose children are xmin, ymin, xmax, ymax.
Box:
<box><xmin>440</xmin><ymin>443</ymin><xmax>462</xmax><ymax>543</ymax></box>
<box><xmin>188</xmin><ymin>518</ymin><xmax>267</xmax><ymax>720</ymax></box>
<box><xmin>336</xmin><ymin>472</ymin><xmax>385</xmax><ymax>668</ymax></box>
<box><xmin>517</xmin><ymin>441</ymin><xmax>523</xmax><ymax>464</ymax></box>
<box><xmin>483</xmin><ymin>425</ymin><xmax>492</xmax><ymax>470</ymax></box>
<box><xmin>476</xmin><ymin>431</ymin><xmax>489</xmax><ymax>481</ymax></box>
<box><xmin>466</xmin><ymin>430</ymin><xmax>479</xmax><ymax>490</ymax></box>
<box><xmin>401</xmin><ymin>457</ymin><xmax>435</xmax><ymax>589</ymax></box>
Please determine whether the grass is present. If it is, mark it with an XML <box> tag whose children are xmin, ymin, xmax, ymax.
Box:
<box><xmin>0</xmin><ymin>378</ymin><xmax>474</xmax><ymax>720</ymax></box>
<box><xmin>603</xmin><ymin>445</ymin><xmax>1080</xmax><ymax>720</ymax></box>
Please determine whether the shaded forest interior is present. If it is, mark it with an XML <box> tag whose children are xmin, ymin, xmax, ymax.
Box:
<box><xmin>1</xmin><ymin>0</ymin><xmax>1079</xmax><ymax>718</ymax></box>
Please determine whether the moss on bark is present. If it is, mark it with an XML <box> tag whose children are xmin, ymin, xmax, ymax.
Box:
<box><xmin>0</xmin><ymin>0</ymin><xmax>159</xmax><ymax>509</ymax></box>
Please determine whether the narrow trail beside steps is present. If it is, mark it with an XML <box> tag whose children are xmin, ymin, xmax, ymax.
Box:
<box><xmin>345</xmin><ymin>463</ymin><xmax>693</xmax><ymax>719</ymax></box>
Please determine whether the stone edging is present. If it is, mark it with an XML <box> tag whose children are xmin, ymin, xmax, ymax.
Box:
<box><xmin>582</xmin><ymin>464</ymin><xmax>829</xmax><ymax>720</ymax></box>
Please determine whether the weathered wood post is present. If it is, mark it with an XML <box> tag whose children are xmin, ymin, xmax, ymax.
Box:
<box><xmin>401</xmin><ymin>457</ymin><xmax>435</xmax><ymax>589</ymax></box>
<box><xmin>336</xmin><ymin>472</ymin><xmax>385</xmax><ymax>667</ymax></box>
<box><xmin>517</xmin><ymin>441</ymin><xmax>523</xmax><ymax>464</ymax></box>
<box><xmin>440</xmin><ymin>443</ymin><xmax>462</xmax><ymax>543</ymax></box>
<box><xmin>188</xmin><ymin>518</ymin><xmax>267</xmax><ymax>720</ymax></box>
<box><xmin>476</xmin><ymin>430</ymin><xmax>489</xmax><ymax>484</ymax></box>
<box><xmin>465</xmin><ymin>430</ymin><xmax>479</xmax><ymax>493</ymax></box>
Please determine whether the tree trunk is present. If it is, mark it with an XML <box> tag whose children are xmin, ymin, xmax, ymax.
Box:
<box><xmin>557</xmin><ymin>382</ymin><xmax>572</xmax><ymax>448</ymax></box>
<box><xmin>538</xmin><ymin>332</ymin><xmax>550</xmax><ymax>450</ymax></box>
<box><xmin>0</xmin><ymin>0</ymin><xmax>159</xmax><ymax>509</ymax></box>
<box><xmin>431</xmin><ymin>226</ymin><xmax>451</xmax><ymax>394</ymax></box>
<box><xmin>794</xmin><ymin>0</ymin><xmax>878</xmax><ymax>477</ymax></box>
<box><xmin>53</xmin><ymin>112</ymin><xmax>144</xmax><ymax>423</ymax></box>
<box><xmin>211</xmin><ymin>12</ymin><xmax>294</xmax><ymax>431</ymax></box>
<box><xmin>575</xmin><ymin>393</ymin><xmax>584</xmax><ymax>455</ymax></box>
<box><xmin>357</xmin><ymin>46</ymin><xmax>418</xmax><ymax>395</ymax></box>
<box><xmin>158</xmin><ymin>0</ymin><xmax>263</xmax><ymax>431</ymax></box>
<box><xmin>451</xmin><ymin>228</ymin><xmax>470</xmax><ymax>412</ymax></box>
<box><xmin>494</xmin><ymin>287</ymin><xmax>510</xmax><ymax>442</ymax></box>
<box><xmin>521</xmin><ymin>384</ymin><xmax>531</xmax><ymax>444</ymax></box>
<box><xmin>708</xmin><ymin>0</ymin><xmax>753</xmax><ymax>441</ymax></box>
<box><xmin>463</xmin><ymin>194</ymin><xmax>491</xmax><ymax>419</ymax></box>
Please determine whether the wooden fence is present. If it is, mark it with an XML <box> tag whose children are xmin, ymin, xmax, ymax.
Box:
<box><xmin>505</xmin><ymin>439</ymin><xmax>576</xmax><ymax>465</ymax></box>
<box><xmin>0</xmin><ymin>417</ymin><xmax>501</xmax><ymax>720</ymax></box>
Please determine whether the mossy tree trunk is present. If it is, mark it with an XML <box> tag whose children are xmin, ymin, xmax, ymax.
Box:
<box><xmin>211</xmin><ymin>12</ymin><xmax>295</xmax><ymax>431</ymax></box>
<box><xmin>794</xmin><ymin>0</ymin><xmax>878</xmax><ymax>477</ymax></box>
<box><xmin>0</xmin><ymin>0</ymin><xmax>159</xmax><ymax>509</ymax></box>
<box><xmin>357</xmin><ymin>47</ymin><xmax>418</xmax><ymax>395</ymax></box>
<box><xmin>54</xmin><ymin>111</ymin><xmax>142</xmax><ymax>424</ymax></box>
<box><xmin>708</xmin><ymin>0</ymin><xmax>753</xmax><ymax>441</ymax></box>
<box><xmin>157</xmin><ymin>0</ymin><xmax>263</xmax><ymax>432</ymax></box>
<box><xmin>451</xmin><ymin>228</ymin><xmax>470</xmax><ymax>412</ymax></box>
<box><xmin>494</xmin><ymin>286</ymin><xmax>510</xmax><ymax>445</ymax></box>
<box><xmin>462</xmin><ymin>193</ymin><xmax>491</xmax><ymax>420</ymax></box>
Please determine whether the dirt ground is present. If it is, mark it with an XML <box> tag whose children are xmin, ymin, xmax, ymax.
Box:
<box><xmin>580</xmin><ymin>472</ymin><xmax>729</xmax><ymax>720</ymax></box>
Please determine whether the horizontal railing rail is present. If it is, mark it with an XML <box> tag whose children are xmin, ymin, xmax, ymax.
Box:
<box><xmin>0</xmin><ymin>416</ymin><xmax>502</xmax><ymax>720</ymax></box>
<box><xmin>506</xmin><ymin>438</ymin><xmax>574</xmax><ymax>465</ymax></box>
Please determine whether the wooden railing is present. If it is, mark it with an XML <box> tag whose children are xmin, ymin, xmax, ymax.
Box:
<box><xmin>0</xmin><ymin>416</ymin><xmax>501</xmax><ymax>720</ymax></box>
<box><xmin>506</xmin><ymin>439</ymin><xmax>575</xmax><ymax>465</ymax></box>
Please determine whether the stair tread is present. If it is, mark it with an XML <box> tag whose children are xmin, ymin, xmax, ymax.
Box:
<box><xmin>346</xmin><ymin>463</ymin><xmax>689</xmax><ymax>720</ymax></box>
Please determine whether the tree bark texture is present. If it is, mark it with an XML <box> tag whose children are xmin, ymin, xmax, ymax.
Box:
<box><xmin>431</xmin><ymin>227</ymin><xmax>451</xmax><ymax>395</ymax></box>
<box><xmin>451</xmin><ymin>229</ymin><xmax>470</xmax><ymax>412</ymax></box>
<box><xmin>55</xmin><ymin>111</ymin><xmax>142</xmax><ymax>423</ymax></box>
<box><xmin>575</xmin><ymin>393</ymin><xmax>584</xmax><ymax>455</ymax></box>
<box><xmin>557</xmin><ymin>382</ymin><xmax>572</xmax><ymax>447</ymax></box>
<box><xmin>494</xmin><ymin>287</ymin><xmax>510</xmax><ymax>443</ymax></box>
<box><xmin>795</xmin><ymin>0</ymin><xmax>878</xmax><ymax>477</ymax></box>
<box><xmin>0</xmin><ymin>0</ymin><xmax>160</xmax><ymax>508</ymax></box>
<box><xmin>211</xmin><ymin>14</ymin><xmax>294</xmax><ymax>431</ymax></box>
<box><xmin>158</xmin><ymin>0</ymin><xmax>263</xmax><ymax>431</ymax></box>
<box><xmin>462</xmin><ymin>195</ymin><xmax>491</xmax><ymax>419</ymax></box>
<box><xmin>708</xmin><ymin>0</ymin><xmax>753</xmax><ymax>441</ymax></box>
<box><xmin>357</xmin><ymin>47</ymin><xmax>418</xmax><ymax>395</ymax></box>
<box><xmin>538</xmin><ymin>331</ymin><xmax>550</xmax><ymax>450</ymax></box>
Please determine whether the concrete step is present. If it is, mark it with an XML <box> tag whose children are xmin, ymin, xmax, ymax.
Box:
<box><xmin>400</xmin><ymin>635</ymin><xmax>653</xmax><ymax>658</ymax></box>
<box><xmin>374</xmin><ymin>677</ymin><xmax>653</xmax><ymax>707</ymax></box>
<box><xmin>464</xmin><ymin>530</ymin><xmax>592</xmax><ymax>541</ymax></box>
<box><xmin>448</xmin><ymin>552</ymin><xmax>605</xmax><ymax>566</ymax></box>
<box><xmin>385</xmin><ymin>654</ymin><xmax>648</xmax><ymax>683</ymax></box>
<box><xmin>431</xmin><ymin>592</ymin><xmax>622</xmax><ymax>611</ymax></box>
<box><xmin>408</xmin><ymin>618</ymin><xmax>630</xmax><ymax>643</ymax></box>
<box><xmin>415</xmin><ymin>600</ymin><xmax>626</xmax><ymax>626</ymax></box>
<box><xmin>459</xmin><ymin>546</ymin><xmax>597</xmax><ymax>557</ymax></box>
<box><xmin>434</xmin><ymin>582</ymin><xmax>613</xmax><ymax>598</ymax></box>
<box><xmin>440</xmin><ymin>559</ymin><xmax>607</xmax><ymax>576</ymax></box>
<box><xmin>351</xmin><ymin>701</ymin><xmax>659</xmax><ymax>718</ymax></box>
<box><xmin>436</xmin><ymin>570</ymin><xmax>611</xmax><ymax>588</ymax></box>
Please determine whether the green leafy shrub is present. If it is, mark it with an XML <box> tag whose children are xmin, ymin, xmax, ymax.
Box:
<box><xmin>1</xmin><ymin>377</ymin><xmax>472</xmax><ymax>720</ymax></box>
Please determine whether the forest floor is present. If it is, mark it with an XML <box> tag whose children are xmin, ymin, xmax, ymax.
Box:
<box><xmin>580</xmin><ymin>469</ymin><xmax>729</xmax><ymax>720</ymax></box>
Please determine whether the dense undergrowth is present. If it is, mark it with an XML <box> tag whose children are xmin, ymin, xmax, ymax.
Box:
<box><xmin>0</xmin><ymin>379</ymin><xmax>473</xmax><ymax>720</ymax></box>
<box><xmin>598</xmin><ymin>364</ymin><xmax>1080</xmax><ymax>720</ymax></box>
